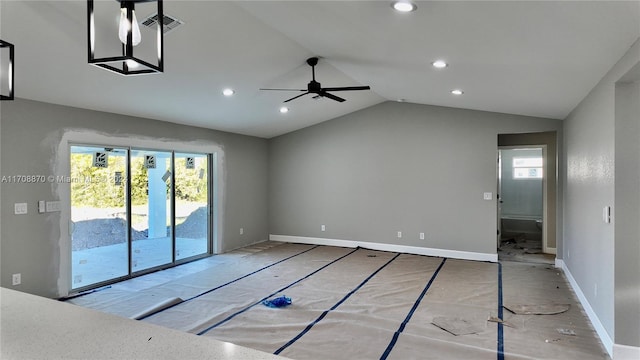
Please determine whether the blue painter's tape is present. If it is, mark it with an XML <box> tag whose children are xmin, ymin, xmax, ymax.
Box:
<box><xmin>380</xmin><ymin>257</ymin><xmax>447</xmax><ymax>360</ymax></box>
<box><xmin>262</xmin><ymin>295</ymin><xmax>292</xmax><ymax>308</ymax></box>
<box><xmin>274</xmin><ymin>252</ymin><xmax>402</xmax><ymax>355</ymax></box>
<box><xmin>197</xmin><ymin>247</ymin><xmax>360</xmax><ymax>336</ymax></box>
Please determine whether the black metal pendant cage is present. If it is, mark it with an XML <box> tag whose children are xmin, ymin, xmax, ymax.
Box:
<box><xmin>0</xmin><ymin>40</ymin><xmax>15</xmax><ymax>100</ymax></box>
<box><xmin>88</xmin><ymin>0</ymin><xmax>163</xmax><ymax>75</ymax></box>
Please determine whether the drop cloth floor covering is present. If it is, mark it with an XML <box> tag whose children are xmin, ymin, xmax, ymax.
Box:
<box><xmin>68</xmin><ymin>241</ymin><xmax>609</xmax><ymax>359</ymax></box>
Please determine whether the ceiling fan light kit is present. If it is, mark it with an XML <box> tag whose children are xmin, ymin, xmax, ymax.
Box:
<box><xmin>0</xmin><ymin>40</ymin><xmax>15</xmax><ymax>100</ymax></box>
<box><xmin>88</xmin><ymin>0</ymin><xmax>164</xmax><ymax>75</ymax></box>
<box><xmin>260</xmin><ymin>57</ymin><xmax>371</xmax><ymax>104</ymax></box>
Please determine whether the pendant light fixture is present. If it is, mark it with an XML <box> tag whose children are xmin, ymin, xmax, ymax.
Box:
<box><xmin>88</xmin><ymin>0</ymin><xmax>163</xmax><ymax>75</ymax></box>
<box><xmin>0</xmin><ymin>40</ymin><xmax>15</xmax><ymax>100</ymax></box>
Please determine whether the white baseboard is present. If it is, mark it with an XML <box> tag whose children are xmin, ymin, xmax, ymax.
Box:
<box><xmin>613</xmin><ymin>344</ymin><xmax>640</xmax><ymax>360</ymax></box>
<box><xmin>269</xmin><ymin>234</ymin><xmax>498</xmax><ymax>263</ymax></box>
<box><xmin>557</xmin><ymin>259</ymin><xmax>614</xmax><ymax>358</ymax></box>
<box><xmin>555</xmin><ymin>258</ymin><xmax>563</xmax><ymax>268</ymax></box>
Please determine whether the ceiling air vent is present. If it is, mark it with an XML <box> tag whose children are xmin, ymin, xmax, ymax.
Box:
<box><xmin>141</xmin><ymin>13</ymin><xmax>184</xmax><ymax>34</ymax></box>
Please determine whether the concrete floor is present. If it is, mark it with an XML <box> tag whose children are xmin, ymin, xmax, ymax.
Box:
<box><xmin>72</xmin><ymin>237</ymin><xmax>207</xmax><ymax>289</ymax></box>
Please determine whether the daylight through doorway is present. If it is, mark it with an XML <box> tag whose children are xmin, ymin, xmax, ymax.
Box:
<box><xmin>70</xmin><ymin>145</ymin><xmax>212</xmax><ymax>291</ymax></box>
<box><xmin>497</xmin><ymin>147</ymin><xmax>552</xmax><ymax>264</ymax></box>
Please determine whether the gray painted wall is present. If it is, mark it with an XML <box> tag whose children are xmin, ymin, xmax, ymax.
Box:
<box><xmin>614</xmin><ymin>78</ymin><xmax>640</xmax><ymax>347</ymax></box>
<box><xmin>0</xmin><ymin>99</ymin><xmax>269</xmax><ymax>298</ymax></box>
<box><xmin>500</xmin><ymin>148</ymin><xmax>544</xmax><ymax>218</ymax></box>
<box><xmin>563</xmin><ymin>38</ymin><xmax>639</xmax><ymax>345</ymax></box>
<box><xmin>269</xmin><ymin>101</ymin><xmax>561</xmax><ymax>256</ymax></box>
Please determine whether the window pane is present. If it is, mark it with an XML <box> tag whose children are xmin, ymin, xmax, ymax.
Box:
<box><xmin>71</xmin><ymin>146</ymin><xmax>129</xmax><ymax>289</ymax></box>
<box><xmin>175</xmin><ymin>153</ymin><xmax>209</xmax><ymax>260</ymax></box>
<box><xmin>514</xmin><ymin>167</ymin><xmax>543</xmax><ymax>179</ymax></box>
<box><xmin>130</xmin><ymin>149</ymin><xmax>173</xmax><ymax>272</ymax></box>
<box><xmin>513</xmin><ymin>157</ymin><xmax>543</xmax><ymax>167</ymax></box>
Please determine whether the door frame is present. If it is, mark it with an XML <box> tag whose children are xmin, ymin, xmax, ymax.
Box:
<box><xmin>57</xmin><ymin>131</ymin><xmax>226</xmax><ymax>297</ymax></box>
<box><xmin>497</xmin><ymin>145</ymin><xmax>553</xmax><ymax>254</ymax></box>
<box><xmin>68</xmin><ymin>143</ymin><xmax>215</xmax><ymax>293</ymax></box>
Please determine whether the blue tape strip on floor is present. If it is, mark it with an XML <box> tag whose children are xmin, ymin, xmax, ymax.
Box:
<box><xmin>197</xmin><ymin>247</ymin><xmax>360</xmax><ymax>336</ymax></box>
<box><xmin>379</xmin><ymin>257</ymin><xmax>447</xmax><ymax>360</ymax></box>
<box><xmin>497</xmin><ymin>262</ymin><xmax>504</xmax><ymax>360</ymax></box>
<box><xmin>274</xmin><ymin>252</ymin><xmax>402</xmax><ymax>355</ymax></box>
<box><xmin>138</xmin><ymin>245</ymin><xmax>320</xmax><ymax>320</ymax></box>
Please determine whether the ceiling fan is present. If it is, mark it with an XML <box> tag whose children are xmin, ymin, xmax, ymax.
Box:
<box><xmin>260</xmin><ymin>57</ymin><xmax>371</xmax><ymax>103</ymax></box>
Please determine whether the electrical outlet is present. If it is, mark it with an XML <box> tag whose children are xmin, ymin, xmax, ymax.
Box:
<box><xmin>419</xmin><ymin>232</ymin><xmax>425</xmax><ymax>240</ymax></box>
<box><xmin>321</xmin><ymin>225</ymin><xmax>326</xmax><ymax>232</ymax></box>
<box><xmin>240</xmin><ymin>228</ymin><xmax>244</xmax><ymax>235</ymax></box>
<box><xmin>397</xmin><ymin>231</ymin><xmax>402</xmax><ymax>238</ymax></box>
<box><xmin>12</xmin><ymin>273</ymin><xmax>21</xmax><ymax>286</ymax></box>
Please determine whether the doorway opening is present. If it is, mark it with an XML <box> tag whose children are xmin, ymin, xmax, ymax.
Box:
<box><xmin>498</xmin><ymin>146</ymin><xmax>554</xmax><ymax>264</ymax></box>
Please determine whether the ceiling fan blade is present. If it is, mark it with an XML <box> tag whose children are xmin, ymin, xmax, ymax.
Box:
<box><xmin>260</xmin><ymin>88</ymin><xmax>306</xmax><ymax>92</ymax></box>
<box><xmin>320</xmin><ymin>92</ymin><xmax>346</xmax><ymax>102</ymax></box>
<box><xmin>321</xmin><ymin>86</ymin><xmax>371</xmax><ymax>92</ymax></box>
<box><xmin>284</xmin><ymin>92</ymin><xmax>310</xmax><ymax>103</ymax></box>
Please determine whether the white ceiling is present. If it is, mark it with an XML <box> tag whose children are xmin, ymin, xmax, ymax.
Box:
<box><xmin>1</xmin><ymin>1</ymin><xmax>639</xmax><ymax>138</ymax></box>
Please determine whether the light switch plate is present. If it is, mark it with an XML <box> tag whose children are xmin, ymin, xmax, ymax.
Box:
<box><xmin>46</xmin><ymin>201</ymin><xmax>61</xmax><ymax>212</ymax></box>
<box><xmin>14</xmin><ymin>203</ymin><xmax>27</xmax><ymax>215</ymax></box>
<box><xmin>483</xmin><ymin>192</ymin><xmax>493</xmax><ymax>200</ymax></box>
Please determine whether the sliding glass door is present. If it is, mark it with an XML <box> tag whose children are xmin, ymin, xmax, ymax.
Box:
<box><xmin>130</xmin><ymin>150</ymin><xmax>173</xmax><ymax>273</ymax></box>
<box><xmin>70</xmin><ymin>145</ymin><xmax>211</xmax><ymax>291</ymax></box>
<box><xmin>175</xmin><ymin>153</ymin><xmax>209</xmax><ymax>260</ymax></box>
<box><xmin>70</xmin><ymin>146</ymin><xmax>129</xmax><ymax>288</ymax></box>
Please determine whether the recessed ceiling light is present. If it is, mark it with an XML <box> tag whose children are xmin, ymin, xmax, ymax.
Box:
<box><xmin>432</xmin><ymin>60</ymin><xmax>448</xmax><ymax>69</ymax></box>
<box><xmin>392</xmin><ymin>1</ymin><xmax>417</xmax><ymax>12</ymax></box>
<box><xmin>279</xmin><ymin>106</ymin><xmax>289</xmax><ymax>113</ymax></box>
<box><xmin>222</xmin><ymin>88</ymin><xmax>235</xmax><ymax>96</ymax></box>
<box><xmin>397</xmin><ymin>98</ymin><xmax>406</xmax><ymax>102</ymax></box>
<box><xmin>451</xmin><ymin>89</ymin><xmax>464</xmax><ymax>95</ymax></box>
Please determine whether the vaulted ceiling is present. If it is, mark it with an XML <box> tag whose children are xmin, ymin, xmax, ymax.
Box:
<box><xmin>1</xmin><ymin>1</ymin><xmax>639</xmax><ymax>138</ymax></box>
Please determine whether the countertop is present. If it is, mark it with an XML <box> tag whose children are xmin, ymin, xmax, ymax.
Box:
<box><xmin>1</xmin><ymin>287</ymin><xmax>286</xmax><ymax>360</ymax></box>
